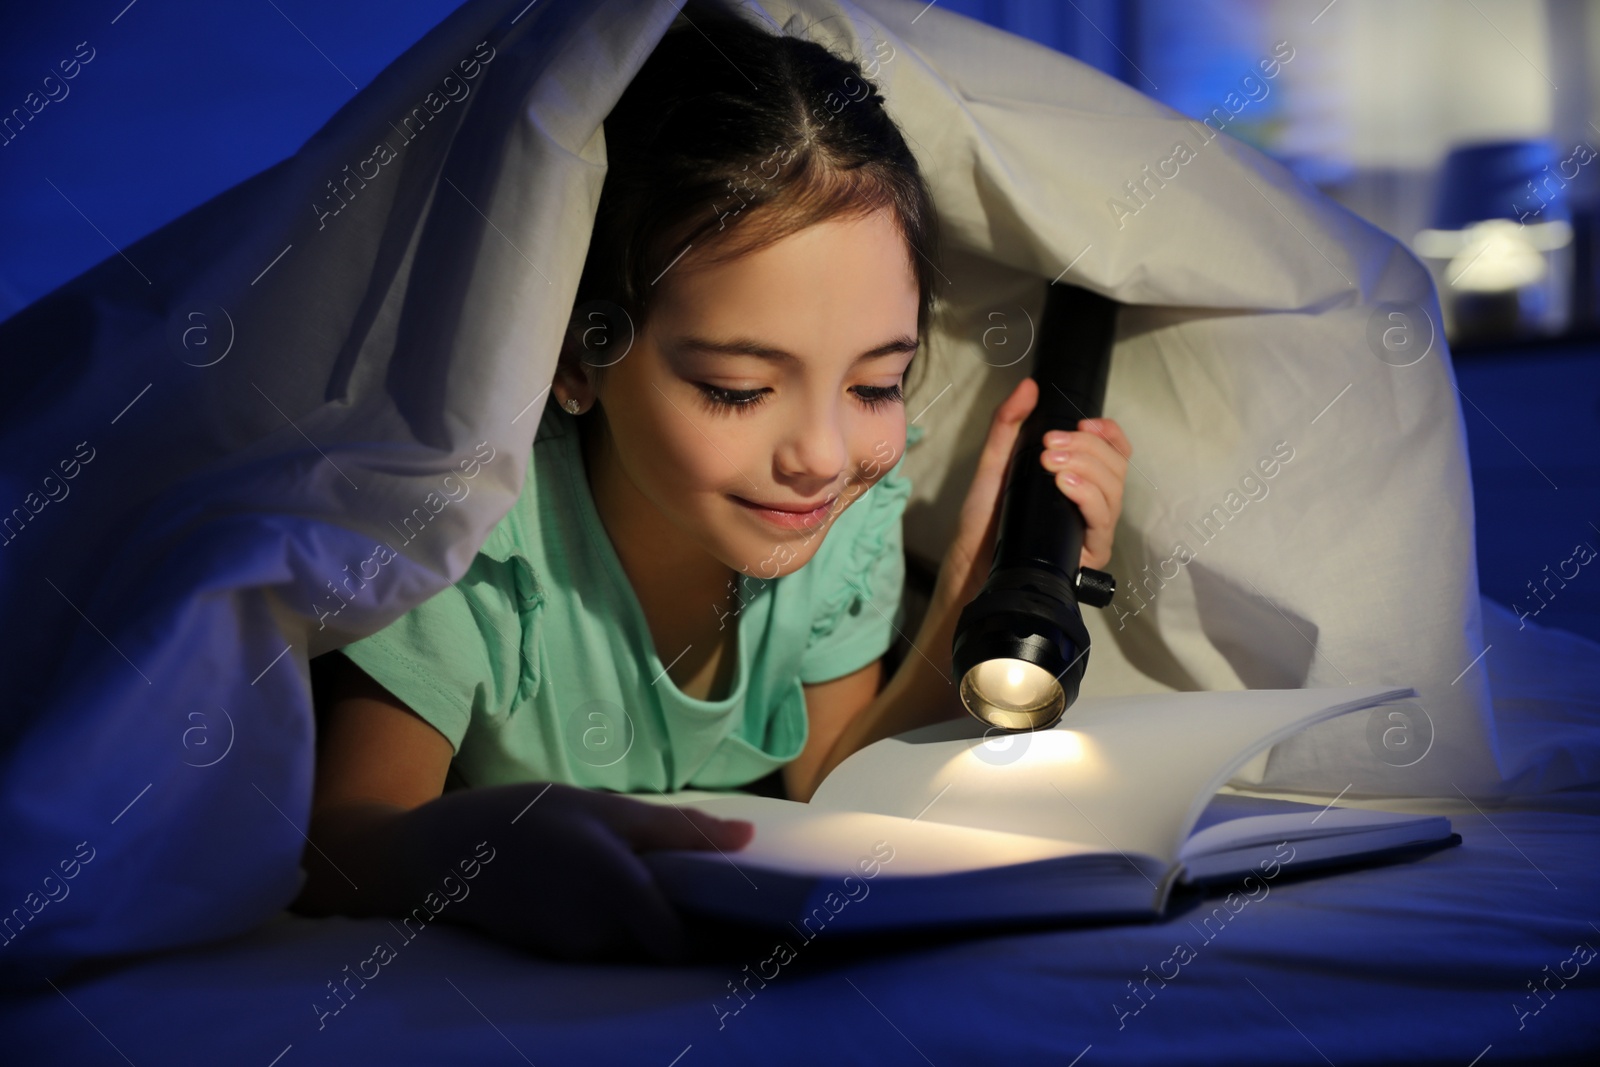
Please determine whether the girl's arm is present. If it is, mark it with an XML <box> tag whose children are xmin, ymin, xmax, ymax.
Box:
<box><xmin>293</xmin><ymin>652</ymin><xmax>452</xmax><ymax>917</ymax></box>
<box><xmin>784</xmin><ymin>587</ymin><xmax>966</xmax><ymax>803</ymax></box>
<box><xmin>789</xmin><ymin>378</ymin><xmax>1131</xmax><ymax>801</ymax></box>
<box><xmin>296</xmin><ymin>653</ymin><xmax>753</xmax><ymax>960</ymax></box>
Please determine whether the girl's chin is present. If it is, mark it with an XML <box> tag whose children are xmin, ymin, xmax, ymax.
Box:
<box><xmin>717</xmin><ymin>536</ymin><xmax>825</xmax><ymax>582</ymax></box>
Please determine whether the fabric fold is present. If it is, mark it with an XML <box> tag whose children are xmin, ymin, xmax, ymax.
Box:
<box><xmin>0</xmin><ymin>0</ymin><xmax>1561</xmax><ymax>986</ymax></box>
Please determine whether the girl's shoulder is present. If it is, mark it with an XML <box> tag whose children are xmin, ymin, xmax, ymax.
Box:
<box><xmin>475</xmin><ymin>400</ymin><xmax>575</xmax><ymax>567</ymax></box>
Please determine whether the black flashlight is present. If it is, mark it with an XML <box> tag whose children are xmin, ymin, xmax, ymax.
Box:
<box><xmin>950</xmin><ymin>282</ymin><xmax>1120</xmax><ymax>731</ymax></box>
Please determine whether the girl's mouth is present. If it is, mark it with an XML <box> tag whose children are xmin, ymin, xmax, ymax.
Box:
<box><xmin>729</xmin><ymin>494</ymin><xmax>837</xmax><ymax>531</ymax></box>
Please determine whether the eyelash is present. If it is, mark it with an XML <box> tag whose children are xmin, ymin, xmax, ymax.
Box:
<box><xmin>694</xmin><ymin>382</ymin><xmax>904</xmax><ymax>415</ymax></box>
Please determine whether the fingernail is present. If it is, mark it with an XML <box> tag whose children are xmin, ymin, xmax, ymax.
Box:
<box><xmin>1044</xmin><ymin>450</ymin><xmax>1070</xmax><ymax>465</ymax></box>
<box><xmin>1044</xmin><ymin>431</ymin><xmax>1069</xmax><ymax>446</ymax></box>
<box><xmin>1061</xmin><ymin>471</ymin><xmax>1081</xmax><ymax>485</ymax></box>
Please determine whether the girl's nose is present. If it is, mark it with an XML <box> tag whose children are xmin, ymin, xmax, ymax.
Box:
<box><xmin>775</xmin><ymin>404</ymin><xmax>850</xmax><ymax>486</ymax></box>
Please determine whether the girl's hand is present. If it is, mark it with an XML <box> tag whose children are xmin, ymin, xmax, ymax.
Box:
<box><xmin>299</xmin><ymin>657</ymin><xmax>753</xmax><ymax>964</ymax></box>
<box><xmin>400</xmin><ymin>782</ymin><xmax>753</xmax><ymax>963</ymax></box>
<box><xmin>932</xmin><ymin>377</ymin><xmax>1131</xmax><ymax>616</ymax></box>
<box><xmin>1040</xmin><ymin>411</ymin><xmax>1131</xmax><ymax>573</ymax></box>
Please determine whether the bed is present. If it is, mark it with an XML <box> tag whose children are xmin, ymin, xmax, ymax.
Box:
<box><xmin>3</xmin><ymin>1</ymin><xmax>1599</xmax><ymax>1062</ymax></box>
<box><xmin>4</xmin><ymin>599</ymin><xmax>1597</xmax><ymax>1065</ymax></box>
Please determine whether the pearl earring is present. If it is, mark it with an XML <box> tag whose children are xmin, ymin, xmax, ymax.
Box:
<box><xmin>564</xmin><ymin>398</ymin><xmax>582</xmax><ymax>414</ymax></box>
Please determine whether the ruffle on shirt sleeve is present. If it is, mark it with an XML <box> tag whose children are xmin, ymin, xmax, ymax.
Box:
<box><xmin>336</xmin><ymin>536</ymin><xmax>530</xmax><ymax>756</ymax></box>
<box><xmin>476</xmin><ymin>516</ymin><xmax>547</xmax><ymax>708</ymax></box>
<box><xmin>798</xmin><ymin>444</ymin><xmax>914</xmax><ymax>685</ymax></box>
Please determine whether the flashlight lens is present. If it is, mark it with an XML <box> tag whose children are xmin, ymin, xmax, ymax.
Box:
<box><xmin>960</xmin><ymin>658</ymin><xmax>1064</xmax><ymax>730</ymax></box>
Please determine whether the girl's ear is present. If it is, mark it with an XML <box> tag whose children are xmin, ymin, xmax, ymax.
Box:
<box><xmin>555</xmin><ymin>299</ymin><xmax>633</xmax><ymax>412</ymax></box>
<box><xmin>553</xmin><ymin>321</ymin><xmax>597</xmax><ymax>412</ymax></box>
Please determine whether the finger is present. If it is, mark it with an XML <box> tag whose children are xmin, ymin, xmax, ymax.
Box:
<box><xmin>1053</xmin><ymin>471</ymin><xmax>1110</xmax><ymax>534</ymax></box>
<box><xmin>1051</xmin><ymin>475</ymin><xmax>1113</xmax><ymax>569</ymax></box>
<box><xmin>673</xmin><ymin>806</ymin><xmax>756</xmax><ymax>851</ymax></box>
<box><xmin>1000</xmin><ymin>375</ymin><xmax>1040</xmax><ymax>421</ymax></box>
<box><xmin>1040</xmin><ymin>447</ymin><xmax>1123</xmax><ymax>521</ymax></box>
<box><xmin>1073</xmin><ymin>427</ymin><xmax>1130</xmax><ymax>481</ymax></box>
<box><xmin>1045</xmin><ymin>428</ymin><xmax>1128</xmax><ymax>483</ymax></box>
<box><xmin>979</xmin><ymin>378</ymin><xmax>1037</xmax><ymax>472</ymax></box>
<box><xmin>1048</xmin><ymin>425</ymin><xmax>1131</xmax><ymax>486</ymax></box>
<box><xmin>955</xmin><ymin>378</ymin><xmax>1039</xmax><ymax>566</ymax></box>
<box><xmin>1079</xmin><ymin>417</ymin><xmax>1133</xmax><ymax>460</ymax></box>
<box><xmin>607</xmin><ymin>798</ymin><xmax>755</xmax><ymax>853</ymax></box>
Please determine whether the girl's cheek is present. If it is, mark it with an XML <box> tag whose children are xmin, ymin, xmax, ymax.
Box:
<box><xmin>669</xmin><ymin>426</ymin><xmax>743</xmax><ymax>490</ymax></box>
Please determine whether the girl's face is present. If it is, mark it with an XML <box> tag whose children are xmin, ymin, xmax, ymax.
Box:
<box><xmin>586</xmin><ymin>206</ymin><xmax>920</xmax><ymax>582</ymax></box>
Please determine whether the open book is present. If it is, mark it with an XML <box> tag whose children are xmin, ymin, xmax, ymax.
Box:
<box><xmin>640</xmin><ymin>686</ymin><xmax>1459</xmax><ymax>933</ymax></box>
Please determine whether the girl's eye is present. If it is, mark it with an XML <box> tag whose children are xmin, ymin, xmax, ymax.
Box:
<box><xmin>695</xmin><ymin>384</ymin><xmax>769</xmax><ymax>414</ymax></box>
<box><xmin>854</xmin><ymin>383</ymin><xmax>904</xmax><ymax>410</ymax></box>
<box><xmin>692</xmin><ymin>381</ymin><xmax>905</xmax><ymax>414</ymax></box>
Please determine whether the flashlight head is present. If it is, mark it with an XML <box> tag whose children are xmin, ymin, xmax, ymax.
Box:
<box><xmin>951</xmin><ymin>566</ymin><xmax>1092</xmax><ymax>731</ymax></box>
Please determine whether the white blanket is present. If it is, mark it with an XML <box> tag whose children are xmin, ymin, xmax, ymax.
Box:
<box><xmin>0</xmin><ymin>0</ymin><xmax>1588</xmax><ymax>985</ymax></box>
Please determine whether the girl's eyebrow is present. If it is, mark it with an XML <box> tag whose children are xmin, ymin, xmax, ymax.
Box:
<box><xmin>674</xmin><ymin>334</ymin><xmax>919</xmax><ymax>364</ymax></box>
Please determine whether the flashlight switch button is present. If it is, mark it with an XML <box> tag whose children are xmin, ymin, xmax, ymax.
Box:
<box><xmin>1076</xmin><ymin>567</ymin><xmax>1116</xmax><ymax>608</ymax></box>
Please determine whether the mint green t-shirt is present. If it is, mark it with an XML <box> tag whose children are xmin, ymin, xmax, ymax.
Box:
<box><xmin>339</xmin><ymin>399</ymin><xmax>922</xmax><ymax>794</ymax></box>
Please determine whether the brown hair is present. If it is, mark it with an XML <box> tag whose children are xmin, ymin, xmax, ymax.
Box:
<box><xmin>567</xmin><ymin>0</ymin><xmax>940</xmax><ymax>399</ymax></box>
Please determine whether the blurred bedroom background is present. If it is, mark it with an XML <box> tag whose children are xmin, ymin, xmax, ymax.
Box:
<box><xmin>956</xmin><ymin>0</ymin><xmax>1598</xmax><ymax>349</ymax></box>
<box><xmin>1</xmin><ymin>0</ymin><xmax>1595</xmax><ymax>640</ymax></box>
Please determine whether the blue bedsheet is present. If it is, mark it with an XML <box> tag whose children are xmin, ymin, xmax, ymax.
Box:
<box><xmin>6</xmin><ymin>792</ymin><xmax>1596</xmax><ymax>1066</ymax></box>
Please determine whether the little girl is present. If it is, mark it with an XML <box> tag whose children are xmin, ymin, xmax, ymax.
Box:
<box><xmin>296</xmin><ymin>2</ymin><xmax>1131</xmax><ymax>963</ymax></box>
